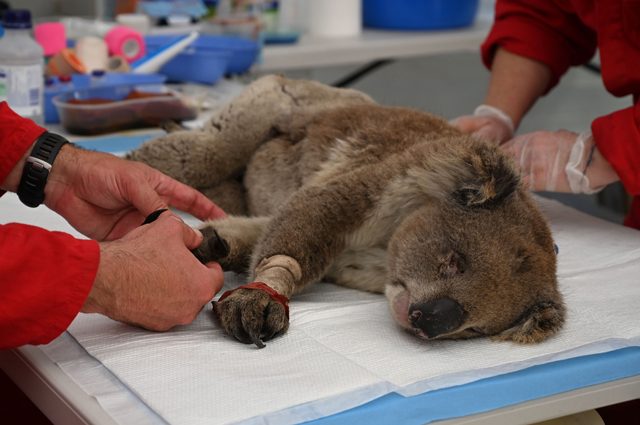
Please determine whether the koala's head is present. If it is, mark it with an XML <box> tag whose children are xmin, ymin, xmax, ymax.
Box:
<box><xmin>385</xmin><ymin>149</ymin><xmax>563</xmax><ymax>344</ymax></box>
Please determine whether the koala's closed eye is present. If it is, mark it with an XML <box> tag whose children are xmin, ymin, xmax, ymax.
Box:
<box><xmin>514</xmin><ymin>248</ymin><xmax>533</xmax><ymax>273</ymax></box>
<box><xmin>438</xmin><ymin>250</ymin><xmax>466</xmax><ymax>278</ymax></box>
<box><xmin>391</xmin><ymin>279</ymin><xmax>407</xmax><ymax>289</ymax></box>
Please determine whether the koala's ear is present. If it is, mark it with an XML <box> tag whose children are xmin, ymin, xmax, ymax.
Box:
<box><xmin>494</xmin><ymin>301</ymin><xmax>565</xmax><ymax>344</ymax></box>
<box><xmin>453</xmin><ymin>145</ymin><xmax>519</xmax><ymax>209</ymax></box>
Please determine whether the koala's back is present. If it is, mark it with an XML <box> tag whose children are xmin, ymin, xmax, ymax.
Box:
<box><xmin>244</xmin><ymin>104</ymin><xmax>464</xmax><ymax>216</ymax></box>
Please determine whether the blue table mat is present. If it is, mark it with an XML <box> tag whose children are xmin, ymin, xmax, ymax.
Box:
<box><xmin>309</xmin><ymin>347</ymin><xmax>640</xmax><ymax>424</ymax></box>
<box><xmin>79</xmin><ymin>134</ymin><xmax>640</xmax><ymax>424</ymax></box>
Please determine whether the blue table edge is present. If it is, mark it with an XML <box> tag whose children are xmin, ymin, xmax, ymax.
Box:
<box><xmin>307</xmin><ymin>347</ymin><xmax>640</xmax><ymax>424</ymax></box>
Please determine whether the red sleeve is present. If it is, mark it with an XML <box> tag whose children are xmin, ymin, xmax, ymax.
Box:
<box><xmin>0</xmin><ymin>102</ymin><xmax>100</xmax><ymax>348</ymax></box>
<box><xmin>591</xmin><ymin>104</ymin><xmax>640</xmax><ymax>195</ymax></box>
<box><xmin>481</xmin><ymin>0</ymin><xmax>597</xmax><ymax>93</ymax></box>
<box><xmin>0</xmin><ymin>102</ymin><xmax>46</xmax><ymax>196</ymax></box>
<box><xmin>623</xmin><ymin>196</ymin><xmax>640</xmax><ymax>230</ymax></box>
<box><xmin>0</xmin><ymin>224</ymin><xmax>99</xmax><ymax>348</ymax></box>
<box><xmin>591</xmin><ymin>102</ymin><xmax>640</xmax><ymax>230</ymax></box>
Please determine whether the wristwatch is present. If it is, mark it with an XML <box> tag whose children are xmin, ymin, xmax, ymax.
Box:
<box><xmin>17</xmin><ymin>131</ymin><xmax>69</xmax><ymax>208</ymax></box>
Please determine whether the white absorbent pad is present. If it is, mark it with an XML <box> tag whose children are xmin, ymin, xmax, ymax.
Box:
<box><xmin>3</xmin><ymin>193</ymin><xmax>640</xmax><ymax>425</ymax></box>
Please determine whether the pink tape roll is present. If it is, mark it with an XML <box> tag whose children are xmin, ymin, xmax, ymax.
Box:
<box><xmin>34</xmin><ymin>22</ymin><xmax>66</xmax><ymax>56</ymax></box>
<box><xmin>104</xmin><ymin>26</ymin><xmax>146</xmax><ymax>63</ymax></box>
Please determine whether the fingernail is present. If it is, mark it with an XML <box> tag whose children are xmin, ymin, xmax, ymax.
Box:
<box><xmin>169</xmin><ymin>214</ymin><xmax>189</xmax><ymax>227</ymax></box>
<box><xmin>208</xmin><ymin>262</ymin><xmax>223</xmax><ymax>273</ymax></box>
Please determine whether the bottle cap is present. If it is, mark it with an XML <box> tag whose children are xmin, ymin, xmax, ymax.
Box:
<box><xmin>3</xmin><ymin>9</ymin><xmax>32</xmax><ymax>29</ymax></box>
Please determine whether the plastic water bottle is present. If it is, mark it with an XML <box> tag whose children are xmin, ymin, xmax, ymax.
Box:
<box><xmin>0</xmin><ymin>9</ymin><xmax>44</xmax><ymax>123</ymax></box>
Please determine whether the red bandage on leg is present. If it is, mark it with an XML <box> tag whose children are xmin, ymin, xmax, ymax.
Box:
<box><xmin>217</xmin><ymin>282</ymin><xmax>290</xmax><ymax>318</ymax></box>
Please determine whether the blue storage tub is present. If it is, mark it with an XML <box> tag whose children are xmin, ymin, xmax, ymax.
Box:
<box><xmin>144</xmin><ymin>34</ymin><xmax>260</xmax><ymax>78</ymax></box>
<box><xmin>363</xmin><ymin>0</ymin><xmax>479</xmax><ymax>30</ymax></box>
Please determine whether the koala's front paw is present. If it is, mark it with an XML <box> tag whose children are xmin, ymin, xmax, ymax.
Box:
<box><xmin>191</xmin><ymin>227</ymin><xmax>230</xmax><ymax>264</ymax></box>
<box><xmin>213</xmin><ymin>284</ymin><xmax>289</xmax><ymax>348</ymax></box>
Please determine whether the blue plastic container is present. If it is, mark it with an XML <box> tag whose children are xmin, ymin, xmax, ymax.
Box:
<box><xmin>144</xmin><ymin>34</ymin><xmax>260</xmax><ymax>77</ymax></box>
<box><xmin>363</xmin><ymin>0</ymin><xmax>479</xmax><ymax>30</ymax></box>
<box><xmin>199</xmin><ymin>35</ymin><xmax>260</xmax><ymax>74</ymax></box>
<box><xmin>161</xmin><ymin>48</ymin><xmax>231</xmax><ymax>84</ymax></box>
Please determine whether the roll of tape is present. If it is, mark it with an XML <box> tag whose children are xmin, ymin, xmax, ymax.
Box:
<box><xmin>104</xmin><ymin>26</ymin><xmax>146</xmax><ymax>63</ymax></box>
<box><xmin>75</xmin><ymin>36</ymin><xmax>109</xmax><ymax>72</ymax></box>
<box><xmin>106</xmin><ymin>55</ymin><xmax>131</xmax><ymax>73</ymax></box>
<box><xmin>47</xmin><ymin>48</ymin><xmax>87</xmax><ymax>77</ymax></box>
<box><xmin>34</xmin><ymin>22</ymin><xmax>66</xmax><ymax>56</ymax></box>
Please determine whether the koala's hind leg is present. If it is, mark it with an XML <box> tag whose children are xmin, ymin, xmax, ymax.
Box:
<box><xmin>200</xmin><ymin>179</ymin><xmax>248</xmax><ymax>216</ymax></box>
<box><xmin>193</xmin><ymin>216</ymin><xmax>271</xmax><ymax>273</ymax></box>
<box><xmin>127</xmin><ymin>75</ymin><xmax>374</xmax><ymax>189</ymax></box>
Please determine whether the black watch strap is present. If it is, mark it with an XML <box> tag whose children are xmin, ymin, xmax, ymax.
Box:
<box><xmin>17</xmin><ymin>131</ymin><xmax>69</xmax><ymax>208</ymax></box>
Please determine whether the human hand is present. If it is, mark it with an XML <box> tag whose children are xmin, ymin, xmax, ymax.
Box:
<box><xmin>44</xmin><ymin>144</ymin><xmax>226</xmax><ymax>241</ymax></box>
<box><xmin>83</xmin><ymin>210</ymin><xmax>224</xmax><ymax>331</ymax></box>
<box><xmin>450</xmin><ymin>105</ymin><xmax>515</xmax><ymax>144</ymax></box>
<box><xmin>502</xmin><ymin>130</ymin><xmax>619</xmax><ymax>193</ymax></box>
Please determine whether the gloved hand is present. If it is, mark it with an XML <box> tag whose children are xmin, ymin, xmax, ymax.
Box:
<box><xmin>501</xmin><ymin>130</ymin><xmax>619</xmax><ymax>194</ymax></box>
<box><xmin>450</xmin><ymin>104</ymin><xmax>515</xmax><ymax>144</ymax></box>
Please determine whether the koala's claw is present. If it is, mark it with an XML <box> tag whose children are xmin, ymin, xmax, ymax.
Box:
<box><xmin>192</xmin><ymin>228</ymin><xmax>230</xmax><ymax>264</ymax></box>
<box><xmin>208</xmin><ymin>229</ymin><xmax>230</xmax><ymax>259</ymax></box>
<box><xmin>213</xmin><ymin>287</ymin><xmax>289</xmax><ymax>348</ymax></box>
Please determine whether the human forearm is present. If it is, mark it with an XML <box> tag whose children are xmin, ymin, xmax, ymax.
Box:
<box><xmin>451</xmin><ymin>48</ymin><xmax>554</xmax><ymax>144</ymax></box>
<box><xmin>484</xmin><ymin>48</ymin><xmax>552</xmax><ymax>129</ymax></box>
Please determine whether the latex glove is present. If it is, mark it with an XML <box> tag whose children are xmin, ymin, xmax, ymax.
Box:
<box><xmin>450</xmin><ymin>105</ymin><xmax>515</xmax><ymax>144</ymax></box>
<box><xmin>502</xmin><ymin>130</ymin><xmax>619</xmax><ymax>194</ymax></box>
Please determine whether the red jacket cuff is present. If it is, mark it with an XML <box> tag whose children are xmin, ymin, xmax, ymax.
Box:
<box><xmin>0</xmin><ymin>102</ymin><xmax>47</xmax><ymax>196</ymax></box>
<box><xmin>591</xmin><ymin>104</ymin><xmax>640</xmax><ymax>195</ymax></box>
<box><xmin>0</xmin><ymin>224</ymin><xmax>100</xmax><ymax>348</ymax></box>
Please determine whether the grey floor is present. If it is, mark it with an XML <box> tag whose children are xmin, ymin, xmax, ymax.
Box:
<box><xmin>261</xmin><ymin>52</ymin><xmax>631</xmax><ymax>224</ymax></box>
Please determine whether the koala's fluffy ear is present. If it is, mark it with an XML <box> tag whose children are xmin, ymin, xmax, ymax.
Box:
<box><xmin>493</xmin><ymin>301</ymin><xmax>565</xmax><ymax>344</ymax></box>
<box><xmin>453</xmin><ymin>144</ymin><xmax>519</xmax><ymax>209</ymax></box>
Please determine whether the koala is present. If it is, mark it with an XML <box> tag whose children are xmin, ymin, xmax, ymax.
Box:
<box><xmin>128</xmin><ymin>75</ymin><xmax>564</xmax><ymax>349</ymax></box>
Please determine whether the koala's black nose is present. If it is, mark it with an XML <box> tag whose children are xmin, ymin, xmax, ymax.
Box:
<box><xmin>409</xmin><ymin>298</ymin><xmax>465</xmax><ymax>338</ymax></box>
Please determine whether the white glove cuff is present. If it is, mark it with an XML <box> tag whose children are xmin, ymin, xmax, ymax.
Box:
<box><xmin>473</xmin><ymin>104</ymin><xmax>515</xmax><ymax>134</ymax></box>
<box><xmin>565</xmin><ymin>131</ymin><xmax>605</xmax><ymax>194</ymax></box>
